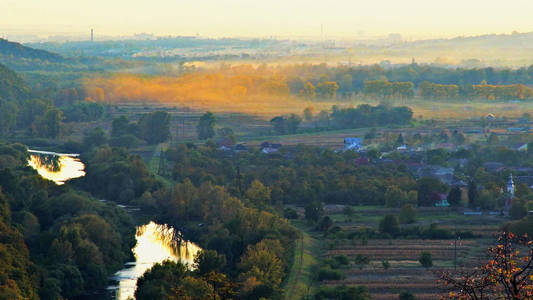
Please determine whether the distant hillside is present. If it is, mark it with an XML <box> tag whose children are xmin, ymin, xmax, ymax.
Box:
<box><xmin>0</xmin><ymin>63</ymin><xmax>30</xmax><ymax>103</ymax></box>
<box><xmin>347</xmin><ymin>31</ymin><xmax>533</xmax><ymax>67</ymax></box>
<box><xmin>408</xmin><ymin>32</ymin><xmax>533</xmax><ymax>49</ymax></box>
<box><xmin>0</xmin><ymin>38</ymin><xmax>64</xmax><ymax>62</ymax></box>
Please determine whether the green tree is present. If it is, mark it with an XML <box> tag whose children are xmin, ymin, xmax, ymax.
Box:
<box><xmin>303</xmin><ymin>107</ymin><xmax>314</xmax><ymax>121</ymax></box>
<box><xmin>111</xmin><ymin>115</ymin><xmax>139</xmax><ymax>137</ymax></box>
<box><xmin>343</xmin><ymin>206</ymin><xmax>355</xmax><ymax>218</ymax></box>
<box><xmin>510</xmin><ymin>199</ymin><xmax>527</xmax><ymax>220</ymax></box>
<box><xmin>385</xmin><ymin>186</ymin><xmax>408</xmax><ymax>208</ymax></box>
<box><xmin>287</xmin><ymin>114</ymin><xmax>302</xmax><ymax>134</ymax></box>
<box><xmin>245</xmin><ymin>180</ymin><xmax>271</xmax><ymax>209</ymax></box>
<box><xmin>317</xmin><ymin>110</ymin><xmax>330</xmax><ymax>128</ymax></box>
<box><xmin>447</xmin><ymin>186</ymin><xmax>462</xmax><ymax>206</ymax></box>
<box><xmin>135</xmin><ymin>260</ymin><xmax>188</xmax><ymax>300</ymax></box>
<box><xmin>418</xmin><ymin>251</ymin><xmax>432</xmax><ymax>268</ymax></box>
<box><xmin>468</xmin><ymin>181</ymin><xmax>478</xmax><ymax>207</ymax></box>
<box><xmin>317</xmin><ymin>216</ymin><xmax>333</xmax><ymax>232</ymax></box>
<box><xmin>83</xmin><ymin>127</ymin><xmax>107</xmax><ymax>149</ymax></box>
<box><xmin>407</xmin><ymin>190</ymin><xmax>418</xmax><ymax>205</ymax></box>
<box><xmin>399</xmin><ymin>291</ymin><xmax>416</xmax><ymax>300</ymax></box>
<box><xmin>175</xmin><ymin>276</ymin><xmax>214</xmax><ymax>300</ymax></box>
<box><xmin>197</xmin><ymin>112</ymin><xmax>216</xmax><ymax>140</ymax></box>
<box><xmin>194</xmin><ymin>250</ymin><xmax>226</xmax><ymax>276</ymax></box>
<box><xmin>238</xmin><ymin>240</ymin><xmax>284</xmax><ymax>294</ymax></box>
<box><xmin>379</xmin><ymin>214</ymin><xmax>400</xmax><ymax>236</ymax></box>
<box><xmin>0</xmin><ymin>102</ymin><xmax>18</xmax><ymax>136</ymax></box>
<box><xmin>35</xmin><ymin>108</ymin><xmax>64</xmax><ymax>138</ymax></box>
<box><xmin>305</xmin><ymin>201</ymin><xmax>323</xmax><ymax>223</ymax></box>
<box><xmin>418</xmin><ymin>177</ymin><xmax>445</xmax><ymax>206</ymax></box>
<box><xmin>399</xmin><ymin>204</ymin><xmax>416</xmax><ymax>224</ymax></box>
<box><xmin>270</xmin><ymin>116</ymin><xmax>287</xmax><ymax>135</ymax></box>
<box><xmin>139</xmin><ymin>111</ymin><xmax>171</xmax><ymax>144</ymax></box>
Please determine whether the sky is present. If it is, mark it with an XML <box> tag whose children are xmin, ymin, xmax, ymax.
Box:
<box><xmin>2</xmin><ymin>0</ymin><xmax>533</xmax><ymax>40</ymax></box>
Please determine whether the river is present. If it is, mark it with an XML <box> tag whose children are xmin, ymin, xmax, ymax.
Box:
<box><xmin>27</xmin><ymin>149</ymin><xmax>85</xmax><ymax>185</ymax></box>
<box><xmin>27</xmin><ymin>149</ymin><xmax>200</xmax><ymax>300</ymax></box>
<box><xmin>109</xmin><ymin>222</ymin><xmax>201</xmax><ymax>300</ymax></box>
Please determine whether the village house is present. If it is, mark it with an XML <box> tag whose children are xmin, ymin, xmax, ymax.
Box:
<box><xmin>234</xmin><ymin>144</ymin><xmax>248</xmax><ymax>152</ymax></box>
<box><xmin>261</xmin><ymin>142</ymin><xmax>282</xmax><ymax>154</ymax></box>
<box><xmin>414</xmin><ymin>165</ymin><xmax>466</xmax><ymax>187</ymax></box>
<box><xmin>515</xmin><ymin>175</ymin><xmax>533</xmax><ymax>189</ymax></box>
<box><xmin>435</xmin><ymin>193</ymin><xmax>450</xmax><ymax>207</ymax></box>
<box><xmin>217</xmin><ymin>136</ymin><xmax>234</xmax><ymax>151</ymax></box>
<box><xmin>344</xmin><ymin>137</ymin><xmax>363</xmax><ymax>151</ymax></box>
<box><xmin>514</xmin><ymin>142</ymin><xmax>528</xmax><ymax>152</ymax></box>
<box><xmin>483</xmin><ymin>162</ymin><xmax>505</xmax><ymax>173</ymax></box>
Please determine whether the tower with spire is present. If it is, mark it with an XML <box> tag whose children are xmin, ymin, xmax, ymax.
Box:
<box><xmin>507</xmin><ymin>173</ymin><xmax>515</xmax><ymax>197</ymax></box>
<box><xmin>505</xmin><ymin>173</ymin><xmax>514</xmax><ymax>211</ymax></box>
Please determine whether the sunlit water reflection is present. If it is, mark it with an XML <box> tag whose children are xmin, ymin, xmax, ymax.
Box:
<box><xmin>27</xmin><ymin>149</ymin><xmax>85</xmax><ymax>185</ymax></box>
<box><xmin>109</xmin><ymin>221</ymin><xmax>201</xmax><ymax>300</ymax></box>
<box><xmin>27</xmin><ymin>150</ymin><xmax>199</xmax><ymax>300</ymax></box>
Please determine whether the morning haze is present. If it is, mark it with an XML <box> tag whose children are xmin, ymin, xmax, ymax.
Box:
<box><xmin>4</xmin><ymin>0</ymin><xmax>533</xmax><ymax>38</ymax></box>
<box><xmin>1</xmin><ymin>1</ymin><xmax>532</xmax><ymax>300</ymax></box>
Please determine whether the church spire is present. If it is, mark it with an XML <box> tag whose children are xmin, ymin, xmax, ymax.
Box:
<box><xmin>507</xmin><ymin>173</ymin><xmax>515</xmax><ymax>198</ymax></box>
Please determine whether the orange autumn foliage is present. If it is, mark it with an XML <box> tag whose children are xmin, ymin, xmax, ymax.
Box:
<box><xmin>83</xmin><ymin>69</ymin><xmax>290</xmax><ymax>105</ymax></box>
<box><xmin>82</xmin><ymin>66</ymin><xmax>337</xmax><ymax>116</ymax></box>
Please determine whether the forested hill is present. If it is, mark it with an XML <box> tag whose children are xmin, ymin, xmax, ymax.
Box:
<box><xmin>0</xmin><ymin>63</ymin><xmax>30</xmax><ymax>103</ymax></box>
<box><xmin>0</xmin><ymin>38</ymin><xmax>64</xmax><ymax>63</ymax></box>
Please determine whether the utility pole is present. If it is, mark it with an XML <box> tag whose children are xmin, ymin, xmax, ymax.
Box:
<box><xmin>454</xmin><ymin>235</ymin><xmax>460</xmax><ymax>271</ymax></box>
<box><xmin>182</xmin><ymin>118</ymin><xmax>185</xmax><ymax>138</ymax></box>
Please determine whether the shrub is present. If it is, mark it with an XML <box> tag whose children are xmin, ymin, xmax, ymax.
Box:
<box><xmin>399</xmin><ymin>291</ymin><xmax>416</xmax><ymax>300</ymax></box>
<box><xmin>399</xmin><ymin>204</ymin><xmax>416</xmax><ymax>224</ymax></box>
<box><xmin>354</xmin><ymin>254</ymin><xmax>370</xmax><ymax>269</ymax></box>
<box><xmin>333</xmin><ymin>255</ymin><xmax>350</xmax><ymax>266</ymax></box>
<box><xmin>283</xmin><ymin>208</ymin><xmax>298</xmax><ymax>219</ymax></box>
<box><xmin>317</xmin><ymin>267</ymin><xmax>345</xmax><ymax>281</ymax></box>
<box><xmin>418</xmin><ymin>251</ymin><xmax>432</xmax><ymax>268</ymax></box>
<box><xmin>343</xmin><ymin>206</ymin><xmax>355</xmax><ymax>217</ymax></box>
<box><xmin>315</xmin><ymin>285</ymin><xmax>371</xmax><ymax>300</ymax></box>
<box><xmin>382</xmin><ymin>260</ymin><xmax>390</xmax><ymax>270</ymax></box>
<box><xmin>323</xmin><ymin>258</ymin><xmax>340</xmax><ymax>269</ymax></box>
<box><xmin>110</xmin><ymin>134</ymin><xmax>141</xmax><ymax>148</ymax></box>
<box><xmin>379</xmin><ymin>214</ymin><xmax>400</xmax><ymax>236</ymax></box>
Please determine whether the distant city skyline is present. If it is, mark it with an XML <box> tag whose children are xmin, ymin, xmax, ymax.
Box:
<box><xmin>3</xmin><ymin>0</ymin><xmax>533</xmax><ymax>41</ymax></box>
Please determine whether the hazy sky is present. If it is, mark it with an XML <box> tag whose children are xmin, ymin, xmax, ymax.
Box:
<box><xmin>3</xmin><ymin>0</ymin><xmax>533</xmax><ymax>39</ymax></box>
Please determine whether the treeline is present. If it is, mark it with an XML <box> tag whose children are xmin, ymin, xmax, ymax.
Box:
<box><xmin>0</xmin><ymin>63</ymin><xmax>104</xmax><ymax>138</ymax></box>
<box><xmin>359</xmin><ymin>79</ymin><xmax>533</xmax><ymax>100</ymax></box>
<box><xmin>329</xmin><ymin>104</ymin><xmax>413</xmax><ymax>129</ymax></box>
<box><xmin>419</xmin><ymin>81</ymin><xmax>533</xmax><ymax>100</ymax></box>
<box><xmin>363</xmin><ymin>80</ymin><xmax>414</xmax><ymax>99</ymax></box>
<box><xmin>67</xmin><ymin>62</ymin><xmax>533</xmax><ymax>106</ymax></box>
<box><xmin>284</xmin><ymin>63</ymin><xmax>533</xmax><ymax>95</ymax></box>
<box><xmin>70</xmin><ymin>111</ymin><xmax>172</xmax><ymax>154</ymax></box>
<box><xmin>269</xmin><ymin>104</ymin><xmax>413</xmax><ymax>135</ymax></box>
<box><xmin>0</xmin><ymin>143</ymin><xmax>135</xmax><ymax>299</ymax></box>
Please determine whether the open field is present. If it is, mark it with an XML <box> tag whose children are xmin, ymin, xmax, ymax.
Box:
<box><xmin>291</xmin><ymin>205</ymin><xmax>506</xmax><ymax>300</ymax></box>
<box><xmin>90</xmin><ymin>98</ymin><xmax>533</xmax><ymax>147</ymax></box>
<box><xmin>102</xmin><ymin>96</ymin><xmax>533</xmax><ymax>120</ymax></box>
<box><xmin>283</xmin><ymin>231</ymin><xmax>319</xmax><ymax>300</ymax></box>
